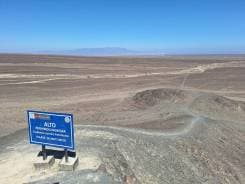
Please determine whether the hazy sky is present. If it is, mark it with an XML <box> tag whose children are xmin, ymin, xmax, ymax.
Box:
<box><xmin>0</xmin><ymin>0</ymin><xmax>245</xmax><ymax>54</ymax></box>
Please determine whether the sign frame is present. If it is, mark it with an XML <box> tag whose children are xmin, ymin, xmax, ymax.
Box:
<box><xmin>27</xmin><ymin>110</ymin><xmax>75</xmax><ymax>150</ymax></box>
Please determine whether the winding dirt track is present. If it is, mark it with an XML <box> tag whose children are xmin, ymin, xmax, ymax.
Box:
<box><xmin>77</xmin><ymin>116</ymin><xmax>202</xmax><ymax>137</ymax></box>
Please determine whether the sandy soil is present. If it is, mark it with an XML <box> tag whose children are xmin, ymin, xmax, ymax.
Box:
<box><xmin>0</xmin><ymin>54</ymin><xmax>245</xmax><ymax>183</ymax></box>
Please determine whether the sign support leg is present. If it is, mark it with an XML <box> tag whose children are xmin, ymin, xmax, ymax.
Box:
<box><xmin>42</xmin><ymin>145</ymin><xmax>47</xmax><ymax>160</ymax></box>
<box><xmin>65</xmin><ymin>149</ymin><xmax>68</xmax><ymax>162</ymax></box>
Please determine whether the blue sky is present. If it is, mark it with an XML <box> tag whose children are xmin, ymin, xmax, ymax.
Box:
<box><xmin>0</xmin><ymin>0</ymin><xmax>245</xmax><ymax>54</ymax></box>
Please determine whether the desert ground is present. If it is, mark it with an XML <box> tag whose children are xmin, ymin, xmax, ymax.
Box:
<box><xmin>0</xmin><ymin>54</ymin><xmax>245</xmax><ymax>183</ymax></box>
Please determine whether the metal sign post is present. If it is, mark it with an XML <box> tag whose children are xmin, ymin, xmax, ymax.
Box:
<box><xmin>65</xmin><ymin>149</ymin><xmax>68</xmax><ymax>162</ymax></box>
<box><xmin>42</xmin><ymin>145</ymin><xmax>47</xmax><ymax>160</ymax></box>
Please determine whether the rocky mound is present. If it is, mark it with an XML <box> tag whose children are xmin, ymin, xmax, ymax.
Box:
<box><xmin>190</xmin><ymin>94</ymin><xmax>245</xmax><ymax>121</ymax></box>
<box><xmin>131</xmin><ymin>87</ymin><xmax>245</xmax><ymax>122</ymax></box>
<box><xmin>132</xmin><ymin>88</ymin><xmax>188</xmax><ymax>108</ymax></box>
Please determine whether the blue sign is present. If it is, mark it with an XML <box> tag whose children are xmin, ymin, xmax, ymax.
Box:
<box><xmin>27</xmin><ymin>110</ymin><xmax>74</xmax><ymax>149</ymax></box>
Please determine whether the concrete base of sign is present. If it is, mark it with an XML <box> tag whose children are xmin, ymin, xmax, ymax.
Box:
<box><xmin>59</xmin><ymin>156</ymin><xmax>79</xmax><ymax>171</ymax></box>
<box><xmin>33</xmin><ymin>155</ymin><xmax>55</xmax><ymax>169</ymax></box>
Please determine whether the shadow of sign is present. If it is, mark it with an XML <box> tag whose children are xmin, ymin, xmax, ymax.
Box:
<box><xmin>37</xmin><ymin>149</ymin><xmax>76</xmax><ymax>159</ymax></box>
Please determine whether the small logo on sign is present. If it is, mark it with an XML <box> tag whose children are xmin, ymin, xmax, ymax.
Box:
<box><xmin>34</xmin><ymin>113</ymin><xmax>50</xmax><ymax>120</ymax></box>
<box><xmin>64</xmin><ymin>116</ymin><xmax>71</xmax><ymax>123</ymax></box>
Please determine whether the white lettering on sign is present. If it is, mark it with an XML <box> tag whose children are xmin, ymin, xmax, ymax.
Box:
<box><xmin>44</xmin><ymin>122</ymin><xmax>56</xmax><ymax>128</ymax></box>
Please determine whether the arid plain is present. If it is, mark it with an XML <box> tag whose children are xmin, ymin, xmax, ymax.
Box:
<box><xmin>0</xmin><ymin>54</ymin><xmax>245</xmax><ymax>183</ymax></box>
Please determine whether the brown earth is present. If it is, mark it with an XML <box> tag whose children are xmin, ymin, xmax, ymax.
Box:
<box><xmin>0</xmin><ymin>54</ymin><xmax>245</xmax><ymax>137</ymax></box>
<box><xmin>0</xmin><ymin>54</ymin><xmax>245</xmax><ymax>184</ymax></box>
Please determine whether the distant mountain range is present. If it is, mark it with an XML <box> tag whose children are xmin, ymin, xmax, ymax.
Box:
<box><xmin>1</xmin><ymin>47</ymin><xmax>245</xmax><ymax>56</ymax></box>
<box><xmin>39</xmin><ymin>47</ymin><xmax>165</xmax><ymax>56</ymax></box>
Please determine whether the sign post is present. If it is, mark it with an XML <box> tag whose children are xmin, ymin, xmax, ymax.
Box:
<box><xmin>42</xmin><ymin>145</ymin><xmax>47</xmax><ymax>160</ymax></box>
<box><xmin>27</xmin><ymin>110</ymin><xmax>78</xmax><ymax>170</ymax></box>
<box><xmin>65</xmin><ymin>148</ymin><xmax>68</xmax><ymax>162</ymax></box>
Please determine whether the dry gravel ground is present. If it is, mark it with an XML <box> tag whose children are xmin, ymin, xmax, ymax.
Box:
<box><xmin>0</xmin><ymin>54</ymin><xmax>245</xmax><ymax>184</ymax></box>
